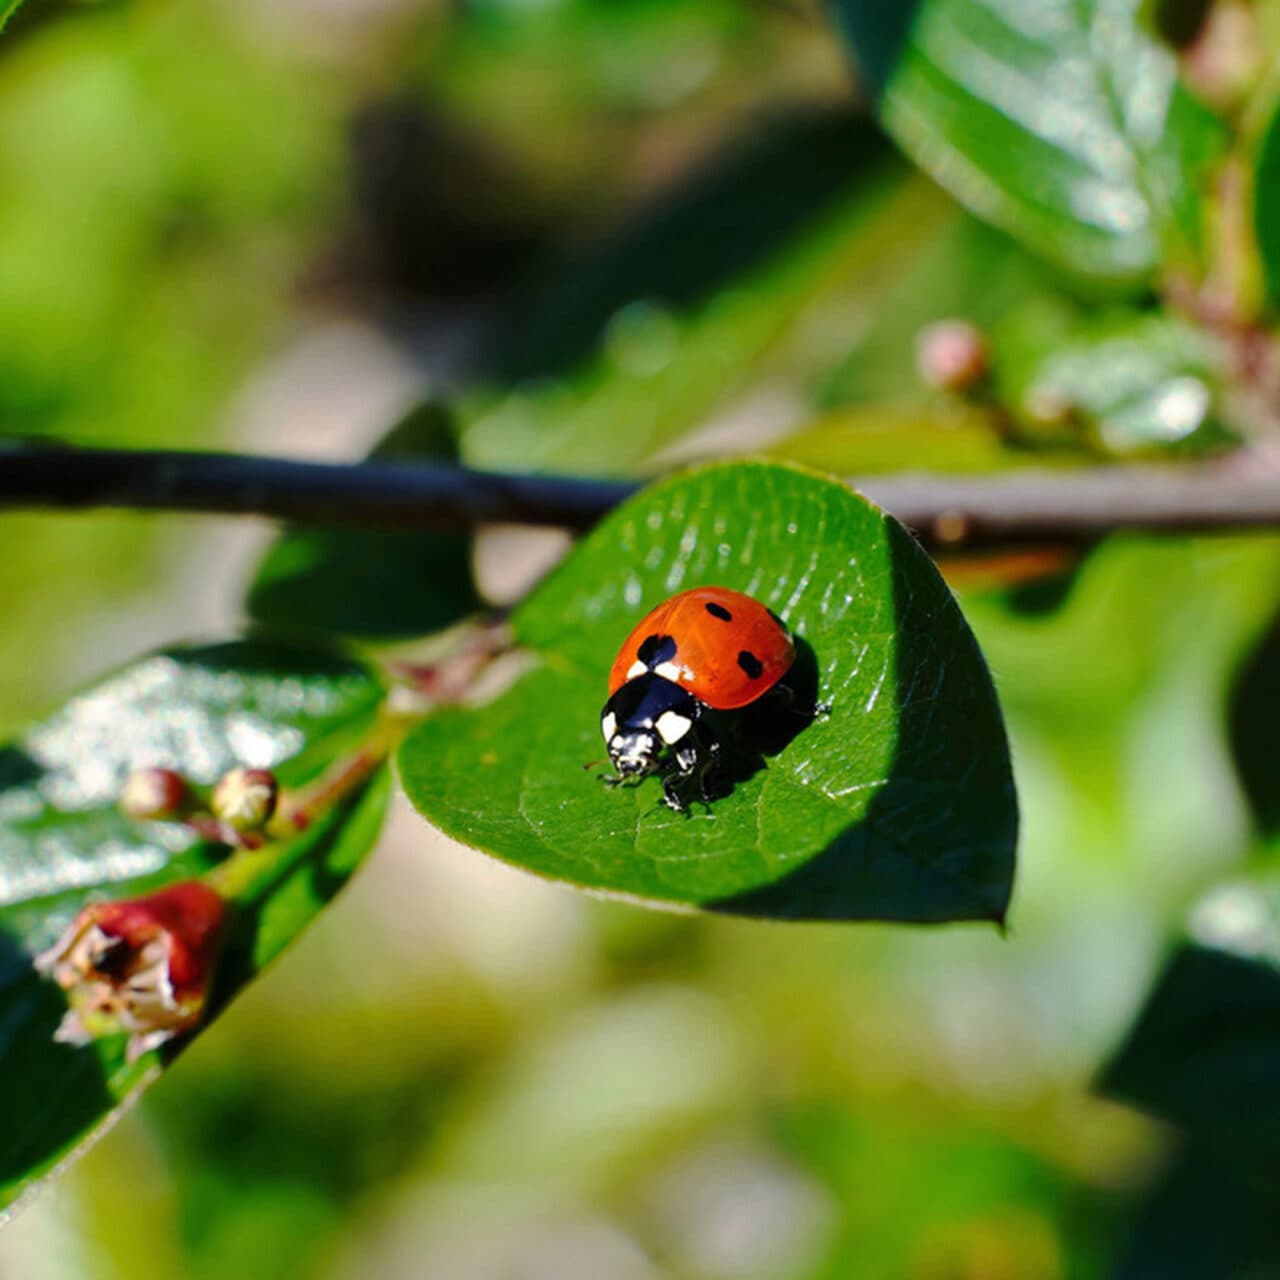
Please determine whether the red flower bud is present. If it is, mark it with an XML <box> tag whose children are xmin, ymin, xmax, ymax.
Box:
<box><xmin>34</xmin><ymin>881</ymin><xmax>227</xmax><ymax>1062</ymax></box>
<box><xmin>119</xmin><ymin>767</ymin><xmax>188</xmax><ymax>820</ymax></box>
<box><xmin>211</xmin><ymin>767</ymin><xmax>279</xmax><ymax>832</ymax></box>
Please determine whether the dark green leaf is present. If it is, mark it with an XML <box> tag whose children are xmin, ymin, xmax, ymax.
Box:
<box><xmin>1229</xmin><ymin>599</ymin><xmax>1280</xmax><ymax>838</ymax></box>
<box><xmin>1149</xmin><ymin>0</ymin><xmax>1214</xmax><ymax>49</ymax></box>
<box><xmin>1097</xmin><ymin>872</ymin><xmax>1280</xmax><ymax>1161</ymax></box>
<box><xmin>0</xmin><ymin>639</ymin><xmax>390</xmax><ymax>1212</ymax></box>
<box><xmin>247</xmin><ymin>403</ymin><xmax>482</xmax><ymax>641</ymax></box>
<box><xmin>0</xmin><ymin>1</ymin><xmax>23</xmax><ymax>31</ymax></box>
<box><xmin>486</xmin><ymin>107</ymin><xmax>895</xmax><ymax>384</ymax></box>
<box><xmin>399</xmin><ymin>461</ymin><xmax>1017</xmax><ymax>923</ymax></box>
<box><xmin>828</xmin><ymin>0</ymin><xmax>1225</xmax><ymax>283</ymax></box>
<box><xmin>1113</xmin><ymin>1144</ymin><xmax>1280</xmax><ymax>1279</ymax></box>
<box><xmin>1254</xmin><ymin>99</ymin><xmax>1280</xmax><ymax>312</ymax></box>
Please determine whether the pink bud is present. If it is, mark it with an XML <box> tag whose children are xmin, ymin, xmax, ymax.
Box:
<box><xmin>915</xmin><ymin>319</ymin><xmax>989</xmax><ymax>393</ymax></box>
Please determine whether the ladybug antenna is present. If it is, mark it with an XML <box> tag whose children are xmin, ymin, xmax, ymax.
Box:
<box><xmin>582</xmin><ymin>758</ymin><xmax>609</xmax><ymax>773</ymax></box>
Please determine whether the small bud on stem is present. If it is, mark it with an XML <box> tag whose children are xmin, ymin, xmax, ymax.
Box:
<box><xmin>916</xmin><ymin>319</ymin><xmax>989</xmax><ymax>394</ymax></box>
<box><xmin>211</xmin><ymin>767</ymin><xmax>279</xmax><ymax>832</ymax></box>
<box><xmin>119</xmin><ymin>767</ymin><xmax>188</xmax><ymax>820</ymax></box>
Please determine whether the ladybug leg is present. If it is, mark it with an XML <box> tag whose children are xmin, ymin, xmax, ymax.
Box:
<box><xmin>773</xmin><ymin>676</ymin><xmax>831</xmax><ymax>721</ymax></box>
<box><xmin>664</xmin><ymin>721</ymin><xmax>720</xmax><ymax>814</ymax></box>
<box><xmin>684</xmin><ymin>720</ymin><xmax>723</xmax><ymax>803</ymax></box>
<box><xmin>663</xmin><ymin>721</ymin><xmax>724</xmax><ymax>811</ymax></box>
<box><xmin>660</xmin><ymin>738</ymin><xmax>699</xmax><ymax>813</ymax></box>
<box><xmin>660</xmin><ymin>773</ymin><xmax>690</xmax><ymax>814</ymax></box>
<box><xmin>697</xmin><ymin>740</ymin><xmax>722</xmax><ymax>804</ymax></box>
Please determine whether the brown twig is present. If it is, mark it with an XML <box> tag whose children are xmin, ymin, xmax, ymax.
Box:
<box><xmin>5</xmin><ymin>439</ymin><xmax>1280</xmax><ymax>550</ymax></box>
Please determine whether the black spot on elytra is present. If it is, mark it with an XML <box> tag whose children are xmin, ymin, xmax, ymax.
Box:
<box><xmin>705</xmin><ymin>601</ymin><xmax>732</xmax><ymax>621</ymax></box>
<box><xmin>666</xmin><ymin>637</ymin><xmax>822</xmax><ymax>812</ymax></box>
<box><xmin>737</xmin><ymin>650</ymin><xmax>764</xmax><ymax>679</ymax></box>
<box><xmin>637</xmin><ymin>633</ymin><xmax>677</xmax><ymax>667</ymax></box>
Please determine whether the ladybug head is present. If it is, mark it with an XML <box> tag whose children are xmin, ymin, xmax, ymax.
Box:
<box><xmin>605</xmin><ymin>726</ymin><xmax>661</xmax><ymax>779</ymax></box>
<box><xmin>601</xmin><ymin>673</ymin><xmax>698</xmax><ymax>783</ymax></box>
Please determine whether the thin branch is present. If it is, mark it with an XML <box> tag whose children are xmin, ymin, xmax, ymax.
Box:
<box><xmin>4</xmin><ymin>440</ymin><xmax>1280</xmax><ymax>550</ymax></box>
<box><xmin>0</xmin><ymin>441</ymin><xmax>634</xmax><ymax>532</ymax></box>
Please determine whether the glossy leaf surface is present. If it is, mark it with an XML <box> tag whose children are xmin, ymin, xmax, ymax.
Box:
<box><xmin>0</xmin><ymin>640</ymin><xmax>390</xmax><ymax>1213</ymax></box>
<box><xmin>829</xmin><ymin>0</ymin><xmax>1224</xmax><ymax>283</ymax></box>
<box><xmin>400</xmin><ymin>462</ymin><xmax>1017</xmax><ymax>923</ymax></box>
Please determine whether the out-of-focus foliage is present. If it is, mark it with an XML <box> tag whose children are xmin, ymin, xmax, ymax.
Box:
<box><xmin>7</xmin><ymin>0</ymin><xmax>1280</xmax><ymax>1275</ymax></box>
<box><xmin>1254</xmin><ymin>94</ymin><xmax>1280</xmax><ymax>310</ymax></box>
<box><xmin>1099</xmin><ymin>870</ymin><xmax>1280</xmax><ymax>1162</ymax></box>
<box><xmin>247</xmin><ymin>404</ymin><xmax>482</xmax><ymax>641</ymax></box>
<box><xmin>992</xmin><ymin>305</ymin><xmax>1227</xmax><ymax>453</ymax></box>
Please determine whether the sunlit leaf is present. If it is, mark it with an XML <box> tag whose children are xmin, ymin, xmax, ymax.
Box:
<box><xmin>400</xmin><ymin>461</ymin><xmax>1017</xmax><ymax>923</ymax></box>
<box><xmin>769</xmin><ymin>405</ymin><xmax>1020</xmax><ymax>475</ymax></box>
<box><xmin>828</xmin><ymin>0</ymin><xmax>1225</xmax><ymax>283</ymax></box>
<box><xmin>993</xmin><ymin>304</ymin><xmax>1226</xmax><ymax>453</ymax></box>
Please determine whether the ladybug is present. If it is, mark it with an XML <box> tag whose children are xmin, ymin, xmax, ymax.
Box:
<box><xmin>600</xmin><ymin>586</ymin><xmax>798</xmax><ymax>812</ymax></box>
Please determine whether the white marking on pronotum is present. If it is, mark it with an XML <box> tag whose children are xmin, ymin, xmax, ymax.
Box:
<box><xmin>601</xmin><ymin>711</ymin><xmax>617</xmax><ymax>741</ymax></box>
<box><xmin>654</xmin><ymin>661</ymin><xmax>684</xmax><ymax>682</ymax></box>
<box><xmin>627</xmin><ymin>659</ymin><xmax>648</xmax><ymax>679</ymax></box>
<box><xmin>655</xmin><ymin>711</ymin><xmax>693</xmax><ymax>745</ymax></box>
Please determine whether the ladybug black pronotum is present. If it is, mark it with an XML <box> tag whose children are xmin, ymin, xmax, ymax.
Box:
<box><xmin>599</xmin><ymin>586</ymin><xmax>812</xmax><ymax>813</ymax></box>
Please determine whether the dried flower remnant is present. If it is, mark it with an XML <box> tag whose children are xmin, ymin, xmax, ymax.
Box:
<box><xmin>119</xmin><ymin>767</ymin><xmax>188</xmax><ymax>820</ymax></box>
<box><xmin>211</xmin><ymin>767</ymin><xmax>279</xmax><ymax>832</ymax></box>
<box><xmin>34</xmin><ymin>881</ymin><xmax>227</xmax><ymax>1062</ymax></box>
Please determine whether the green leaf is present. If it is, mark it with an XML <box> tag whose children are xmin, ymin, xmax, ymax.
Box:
<box><xmin>828</xmin><ymin>0</ymin><xmax>1225</xmax><ymax>283</ymax></box>
<box><xmin>1114</xmin><ymin>1145</ymin><xmax>1280</xmax><ymax>1278</ymax></box>
<box><xmin>459</xmin><ymin>110</ymin><xmax>954</xmax><ymax>476</ymax></box>
<box><xmin>1097</xmin><ymin>872</ymin><xmax>1280</xmax><ymax>1161</ymax></box>
<box><xmin>399</xmin><ymin>461</ymin><xmax>1017</xmax><ymax>923</ymax></box>
<box><xmin>1254</xmin><ymin>98</ymin><xmax>1280</xmax><ymax>311</ymax></box>
<box><xmin>813</xmin><ymin>212</ymin><xmax>1061</xmax><ymax>413</ymax></box>
<box><xmin>247</xmin><ymin>403</ymin><xmax>483</xmax><ymax>641</ymax></box>
<box><xmin>0</xmin><ymin>0</ymin><xmax>23</xmax><ymax>32</ymax></box>
<box><xmin>993</xmin><ymin>304</ymin><xmax>1225</xmax><ymax>452</ymax></box>
<box><xmin>1229</xmin><ymin>599</ymin><xmax>1280</xmax><ymax>839</ymax></box>
<box><xmin>769</xmin><ymin>405</ymin><xmax>1023</xmax><ymax>475</ymax></box>
<box><xmin>0</xmin><ymin>639</ymin><xmax>390</xmax><ymax>1213</ymax></box>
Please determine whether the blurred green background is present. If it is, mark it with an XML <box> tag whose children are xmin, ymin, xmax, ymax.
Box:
<box><xmin>1</xmin><ymin>0</ymin><xmax>1276</xmax><ymax>1275</ymax></box>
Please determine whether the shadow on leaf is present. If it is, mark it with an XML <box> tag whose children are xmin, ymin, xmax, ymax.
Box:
<box><xmin>710</xmin><ymin>521</ymin><xmax>1016</xmax><ymax>925</ymax></box>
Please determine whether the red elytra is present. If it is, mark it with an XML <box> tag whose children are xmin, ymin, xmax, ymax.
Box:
<box><xmin>607</xmin><ymin>586</ymin><xmax>795</xmax><ymax>711</ymax></box>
